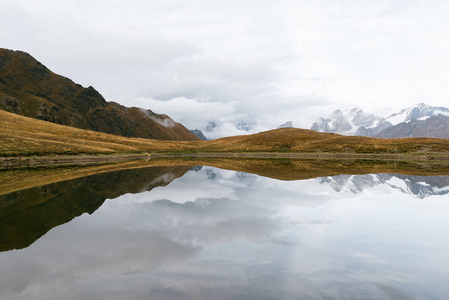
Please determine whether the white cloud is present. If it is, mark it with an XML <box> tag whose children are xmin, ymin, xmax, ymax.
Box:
<box><xmin>2</xmin><ymin>0</ymin><xmax>449</xmax><ymax>135</ymax></box>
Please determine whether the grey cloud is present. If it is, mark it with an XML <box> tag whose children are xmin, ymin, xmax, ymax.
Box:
<box><xmin>0</xmin><ymin>227</ymin><xmax>201</xmax><ymax>298</ymax></box>
<box><xmin>1</xmin><ymin>167</ymin><xmax>448</xmax><ymax>299</ymax></box>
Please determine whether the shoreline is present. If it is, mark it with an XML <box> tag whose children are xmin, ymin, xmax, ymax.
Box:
<box><xmin>1</xmin><ymin>152</ymin><xmax>448</xmax><ymax>169</ymax></box>
<box><xmin>0</xmin><ymin>154</ymin><xmax>147</xmax><ymax>169</ymax></box>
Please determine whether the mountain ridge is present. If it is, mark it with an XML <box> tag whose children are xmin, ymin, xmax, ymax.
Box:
<box><xmin>311</xmin><ymin>103</ymin><xmax>449</xmax><ymax>139</ymax></box>
<box><xmin>376</xmin><ymin>114</ymin><xmax>449</xmax><ymax>139</ymax></box>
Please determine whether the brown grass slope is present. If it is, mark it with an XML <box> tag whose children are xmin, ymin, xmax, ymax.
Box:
<box><xmin>0</xmin><ymin>48</ymin><xmax>199</xmax><ymax>141</ymax></box>
<box><xmin>2</xmin><ymin>109</ymin><xmax>449</xmax><ymax>158</ymax></box>
<box><xmin>203</xmin><ymin>128</ymin><xmax>449</xmax><ymax>155</ymax></box>
<box><xmin>0</xmin><ymin>109</ymin><xmax>198</xmax><ymax>156</ymax></box>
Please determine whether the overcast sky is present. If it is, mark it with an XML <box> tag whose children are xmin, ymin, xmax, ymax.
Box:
<box><xmin>2</xmin><ymin>0</ymin><xmax>449</xmax><ymax>137</ymax></box>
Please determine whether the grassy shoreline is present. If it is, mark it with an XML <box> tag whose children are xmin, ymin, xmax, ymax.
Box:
<box><xmin>2</xmin><ymin>109</ymin><xmax>449</xmax><ymax>169</ymax></box>
<box><xmin>2</xmin><ymin>151</ymin><xmax>449</xmax><ymax>169</ymax></box>
<box><xmin>2</xmin><ymin>155</ymin><xmax>449</xmax><ymax>197</ymax></box>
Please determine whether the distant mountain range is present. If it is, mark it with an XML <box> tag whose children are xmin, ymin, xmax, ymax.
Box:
<box><xmin>203</xmin><ymin>117</ymin><xmax>294</xmax><ymax>140</ymax></box>
<box><xmin>311</xmin><ymin>103</ymin><xmax>449</xmax><ymax>139</ymax></box>
<box><xmin>0</xmin><ymin>48</ymin><xmax>199</xmax><ymax>141</ymax></box>
<box><xmin>376</xmin><ymin>114</ymin><xmax>449</xmax><ymax>139</ymax></box>
<box><xmin>318</xmin><ymin>174</ymin><xmax>449</xmax><ymax>198</ymax></box>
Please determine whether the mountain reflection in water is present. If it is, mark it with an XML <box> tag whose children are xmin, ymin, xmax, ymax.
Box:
<box><xmin>0</xmin><ymin>166</ymin><xmax>191</xmax><ymax>251</ymax></box>
<box><xmin>319</xmin><ymin>174</ymin><xmax>449</xmax><ymax>198</ymax></box>
<box><xmin>0</xmin><ymin>165</ymin><xmax>448</xmax><ymax>300</ymax></box>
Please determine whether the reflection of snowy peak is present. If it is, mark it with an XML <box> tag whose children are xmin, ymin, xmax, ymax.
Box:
<box><xmin>319</xmin><ymin>174</ymin><xmax>385</xmax><ymax>193</ymax></box>
<box><xmin>311</xmin><ymin>108</ymin><xmax>391</xmax><ymax>136</ymax></box>
<box><xmin>319</xmin><ymin>174</ymin><xmax>449</xmax><ymax>198</ymax></box>
<box><xmin>202</xmin><ymin>167</ymin><xmax>259</xmax><ymax>187</ymax></box>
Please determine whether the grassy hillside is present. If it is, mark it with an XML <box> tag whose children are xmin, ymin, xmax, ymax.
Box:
<box><xmin>1</xmin><ymin>109</ymin><xmax>449</xmax><ymax>158</ymax></box>
<box><xmin>0</xmin><ymin>109</ymin><xmax>197</xmax><ymax>156</ymax></box>
<box><xmin>203</xmin><ymin>128</ymin><xmax>449</xmax><ymax>154</ymax></box>
<box><xmin>0</xmin><ymin>48</ymin><xmax>199</xmax><ymax>141</ymax></box>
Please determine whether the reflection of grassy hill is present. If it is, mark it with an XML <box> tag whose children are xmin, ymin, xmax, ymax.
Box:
<box><xmin>2</xmin><ymin>109</ymin><xmax>449</xmax><ymax>158</ymax></box>
<box><xmin>1</xmin><ymin>157</ymin><xmax>449</xmax><ymax>251</ymax></box>
<box><xmin>0</xmin><ymin>165</ymin><xmax>191</xmax><ymax>252</ymax></box>
<box><xmin>2</xmin><ymin>158</ymin><xmax>449</xmax><ymax>197</ymax></box>
<box><xmin>192</xmin><ymin>158</ymin><xmax>449</xmax><ymax>180</ymax></box>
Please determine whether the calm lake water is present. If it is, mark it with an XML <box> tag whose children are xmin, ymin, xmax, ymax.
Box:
<box><xmin>1</xmin><ymin>165</ymin><xmax>449</xmax><ymax>300</ymax></box>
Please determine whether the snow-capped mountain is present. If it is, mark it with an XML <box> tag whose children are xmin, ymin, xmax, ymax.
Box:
<box><xmin>386</xmin><ymin>103</ymin><xmax>449</xmax><ymax>125</ymax></box>
<box><xmin>376</xmin><ymin>114</ymin><xmax>449</xmax><ymax>139</ymax></box>
<box><xmin>318</xmin><ymin>174</ymin><xmax>449</xmax><ymax>198</ymax></box>
<box><xmin>311</xmin><ymin>108</ymin><xmax>392</xmax><ymax>136</ymax></box>
<box><xmin>202</xmin><ymin>114</ymin><xmax>268</xmax><ymax>139</ymax></box>
<box><xmin>311</xmin><ymin>103</ymin><xmax>449</xmax><ymax>137</ymax></box>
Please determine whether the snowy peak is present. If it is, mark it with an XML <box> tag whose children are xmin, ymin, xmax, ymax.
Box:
<box><xmin>311</xmin><ymin>107</ymin><xmax>389</xmax><ymax>136</ymax></box>
<box><xmin>312</xmin><ymin>103</ymin><xmax>449</xmax><ymax>137</ymax></box>
<box><xmin>386</xmin><ymin>103</ymin><xmax>449</xmax><ymax>125</ymax></box>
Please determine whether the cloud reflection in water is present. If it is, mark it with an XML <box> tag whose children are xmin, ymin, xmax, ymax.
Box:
<box><xmin>0</xmin><ymin>167</ymin><xmax>448</xmax><ymax>300</ymax></box>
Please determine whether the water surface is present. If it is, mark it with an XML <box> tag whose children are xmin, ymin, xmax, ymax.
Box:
<box><xmin>1</xmin><ymin>165</ymin><xmax>448</xmax><ymax>299</ymax></box>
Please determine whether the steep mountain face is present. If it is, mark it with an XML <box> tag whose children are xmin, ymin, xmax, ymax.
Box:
<box><xmin>0</xmin><ymin>48</ymin><xmax>199</xmax><ymax>141</ymax></box>
<box><xmin>376</xmin><ymin>114</ymin><xmax>449</xmax><ymax>139</ymax></box>
<box><xmin>311</xmin><ymin>104</ymin><xmax>449</xmax><ymax>138</ymax></box>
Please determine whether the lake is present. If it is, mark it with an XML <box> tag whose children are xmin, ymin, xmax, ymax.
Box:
<box><xmin>1</xmin><ymin>162</ymin><xmax>449</xmax><ymax>300</ymax></box>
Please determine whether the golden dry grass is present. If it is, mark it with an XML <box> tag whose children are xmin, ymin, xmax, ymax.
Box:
<box><xmin>0</xmin><ymin>109</ymin><xmax>198</xmax><ymax>156</ymax></box>
<box><xmin>203</xmin><ymin>128</ymin><xmax>449</xmax><ymax>155</ymax></box>
<box><xmin>2</xmin><ymin>109</ymin><xmax>449</xmax><ymax>158</ymax></box>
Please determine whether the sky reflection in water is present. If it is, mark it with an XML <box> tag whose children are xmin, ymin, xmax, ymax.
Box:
<box><xmin>1</xmin><ymin>167</ymin><xmax>448</xmax><ymax>300</ymax></box>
